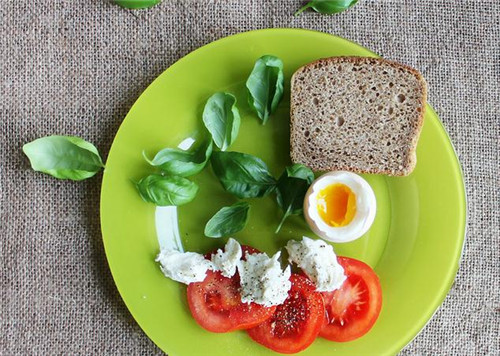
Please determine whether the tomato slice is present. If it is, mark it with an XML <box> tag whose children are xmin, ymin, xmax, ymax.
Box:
<box><xmin>187</xmin><ymin>245</ymin><xmax>275</xmax><ymax>333</ymax></box>
<box><xmin>320</xmin><ymin>257</ymin><xmax>382</xmax><ymax>342</ymax></box>
<box><xmin>247</xmin><ymin>274</ymin><xmax>325</xmax><ymax>354</ymax></box>
<box><xmin>240</xmin><ymin>245</ymin><xmax>261</xmax><ymax>257</ymax></box>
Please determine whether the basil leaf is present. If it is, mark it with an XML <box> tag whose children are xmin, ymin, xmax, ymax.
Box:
<box><xmin>113</xmin><ymin>0</ymin><xmax>161</xmax><ymax>9</ymax></box>
<box><xmin>295</xmin><ymin>0</ymin><xmax>358</xmax><ymax>15</ymax></box>
<box><xmin>144</xmin><ymin>140</ymin><xmax>212</xmax><ymax>177</ymax></box>
<box><xmin>136</xmin><ymin>174</ymin><xmax>198</xmax><ymax>206</ymax></box>
<box><xmin>275</xmin><ymin>164</ymin><xmax>314</xmax><ymax>233</ymax></box>
<box><xmin>202</xmin><ymin>92</ymin><xmax>241</xmax><ymax>151</ymax></box>
<box><xmin>246</xmin><ymin>55</ymin><xmax>284</xmax><ymax>124</ymax></box>
<box><xmin>22</xmin><ymin>135</ymin><xmax>104</xmax><ymax>181</ymax></box>
<box><xmin>211</xmin><ymin>151</ymin><xmax>276</xmax><ymax>199</ymax></box>
<box><xmin>204</xmin><ymin>202</ymin><xmax>250</xmax><ymax>238</ymax></box>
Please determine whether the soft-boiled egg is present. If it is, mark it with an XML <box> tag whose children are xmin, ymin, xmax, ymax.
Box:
<box><xmin>304</xmin><ymin>171</ymin><xmax>376</xmax><ymax>243</ymax></box>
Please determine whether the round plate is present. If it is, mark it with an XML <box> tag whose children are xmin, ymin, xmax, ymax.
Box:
<box><xmin>101</xmin><ymin>29</ymin><xmax>466</xmax><ymax>356</ymax></box>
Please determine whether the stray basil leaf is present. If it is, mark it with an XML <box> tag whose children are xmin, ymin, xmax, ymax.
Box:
<box><xmin>295</xmin><ymin>0</ymin><xmax>358</xmax><ymax>15</ymax></box>
<box><xmin>202</xmin><ymin>92</ymin><xmax>241</xmax><ymax>151</ymax></box>
<box><xmin>275</xmin><ymin>164</ymin><xmax>314</xmax><ymax>233</ymax></box>
<box><xmin>136</xmin><ymin>174</ymin><xmax>198</xmax><ymax>206</ymax></box>
<box><xmin>113</xmin><ymin>0</ymin><xmax>161</xmax><ymax>9</ymax></box>
<box><xmin>22</xmin><ymin>135</ymin><xmax>104</xmax><ymax>181</ymax></box>
<box><xmin>211</xmin><ymin>151</ymin><xmax>277</xmax><ymax>199</ymax></box>
<box><xmin>143</xmin><ymin>140</ymin><xmax>213</xmax><ymax>177</ymax></box>
<box><xmin>246</xmin><ymin>55</ymin><xmax>284</xmax><ymax>124</ymax></box>
<box><xmin>204</xmin><ymin>202</ymin><xmax>250</xmax><ymax>238</ymax></box>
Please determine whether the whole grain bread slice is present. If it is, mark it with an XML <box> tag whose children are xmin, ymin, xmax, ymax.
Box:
<box><xmin>290</xmin><ymin>57</ymin><xmax>427</xmax><ymax>176</ymax></box>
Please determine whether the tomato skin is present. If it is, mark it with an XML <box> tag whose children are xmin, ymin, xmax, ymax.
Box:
<box><xmin>188</xmin><ymin>245</ymin><xmax>275</xmax><ymax>333</ymax></box>
<box><xmin>320</xmin><ymin>257</ymin><xmax>382</xmax><ymax>342</ymax></box>
<box><xmin>247</xmin><ymin>274</ymin><xmax>325</xmax><ymax>354</ymax></box>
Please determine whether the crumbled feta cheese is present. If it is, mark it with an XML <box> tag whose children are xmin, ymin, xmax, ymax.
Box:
<box><xmin>237</xmin><ymin>251</ymin><xmax>291</xmax><ymax>307</ymax></box>
<box><xmin>286</xmin><ymin>236</ymin><xmax>346</xmax><ymax>292</ymax></box>
<box><xmin>211</xmin><ymin>238</ymin><xmax>242</xmax><ymax>278</ymax></box>
<box><xmin>156</xmin><ymin>248</ymin><xmax>214</xmax><ymax>284</ymax></box>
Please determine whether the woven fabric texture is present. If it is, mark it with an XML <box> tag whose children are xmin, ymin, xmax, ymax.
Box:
<box><xmin>1</xmin><ymin>0</ymin><xmax>499</xmax><ymax>355</ymax></box>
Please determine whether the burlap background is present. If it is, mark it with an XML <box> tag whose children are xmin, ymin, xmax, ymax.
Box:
<box><xmin>1</xmin><ymin>0</ymin><xmax>499</xmax><ymax>355</ymax></box>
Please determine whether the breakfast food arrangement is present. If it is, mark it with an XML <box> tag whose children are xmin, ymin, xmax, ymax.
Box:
<box><xmin>19</xmin><ymin>27</ymin><xmax>468</xmax><ymax>355</ymax></box>
<box><xmin>139</xmin><ymin>55</ymin><xmax>427</xmax><ymax>353</ymax></box>
<box><xmin>11</xmin><ymin>0</ymin><xmax>477</xmax><ymax>346</ymax></box>
<box><xmin>21</xmin><ymin>48</ymin><xmax>429</xmax><ymax>353</ymax></box>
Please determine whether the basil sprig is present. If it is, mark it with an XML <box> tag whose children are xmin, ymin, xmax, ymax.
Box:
<box><xmin>136</xmin><ymin>174</ymin><xmax>198</xmax><ymax>206</ymax></box>
<box><xmin>113</xmin><ymin>0</ymin><xmax>161</xmax><ymax>9</ymax></box>
<box><xmin>204</xmin><ymin>202</ymin><xmax>250</xmax><ymax>238</ymax></box>
<box><xmin>275</xmin><ymin>164</ymin><xmax>314</xmax><ymax>233</ymax></box>
<box><xmin>246</xmin><ymin>55</ymin><xmax>284</xmax><ymax>124</ymax></box>
<box><xmin>211</xmin><ymin>151</ymin><xmax>276</xmax><ymax>199</ymax></box>
<box><xmin>295</xmin><ymin>0</ymin><xmax>358</xmax><ymax>15</ymax></box>
<box><xmin>22</xmin><ymin>135</ymin><xmax>104</xmax><ymax>181</ymax></box>
<box><xmin>144</xmin><ymin>140</ymin><xmax>212</xmax><ymax>177</ymax></box>
<box><xmin>203</xmin><ymin>92</ymin><xmax>241</xmax><ymax>151</ymax></box>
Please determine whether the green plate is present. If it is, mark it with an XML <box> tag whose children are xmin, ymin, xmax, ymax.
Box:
<box><xmin>100</xmin><ymin>29</ymin><xmax>466</xmax><ymax>356</ymax></box>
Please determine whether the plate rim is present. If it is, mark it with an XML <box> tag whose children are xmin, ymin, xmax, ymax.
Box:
<box><xmin>100</xmin><ymin>28</ymin><xmax>467</xmax><ymax>355</ymax></box>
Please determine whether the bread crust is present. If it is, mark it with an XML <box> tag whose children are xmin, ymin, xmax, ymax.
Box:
<box><xmin>290</xmin><ymin>56</ymin><xmax>427</xmax><ymax>176</ymax></box>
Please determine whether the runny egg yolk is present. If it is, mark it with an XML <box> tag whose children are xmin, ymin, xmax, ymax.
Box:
<box><xmin>317</xmin><ymin>183</ymin><xmax>357</xmax><ymax>227</ymax></box>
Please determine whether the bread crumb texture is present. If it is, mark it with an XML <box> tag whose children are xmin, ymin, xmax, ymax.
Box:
<box><xmin>290</xmin><ymin>57</ymin><xmax>427</xmax><ymax>176</ymax></box>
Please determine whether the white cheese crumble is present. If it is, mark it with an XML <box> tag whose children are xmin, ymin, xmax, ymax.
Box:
<box><xmin>237</xmin><ymin>251</ymin><xmax>292</xmax><ymax>307</ymax></box>
<box><xmin>210</xmin><ymin>238</ymin><xmax>242</xmax><ymax>278</ymax></box>
<box><xmin>155</xmin><ymin>248</ymin><xmax>214</xmax><ymax>284</ymax></box>
<box><xmin>286</xmin><ymin>236</ymin><xmax>346</xmax><ymax>292</ymax></box>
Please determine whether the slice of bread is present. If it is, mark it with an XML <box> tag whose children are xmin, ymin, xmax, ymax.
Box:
<box><xmin>290</xmin><ymin>57</ymin><xmax>427</xmax><ymax>176</ymax></box>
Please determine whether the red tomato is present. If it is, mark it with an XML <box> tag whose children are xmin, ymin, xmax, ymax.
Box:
<box><xmin>247</xmin><ymin>274</ymin><xmax>325</xmax><ymax>354</ymax></box>
<box><xmin>240</xmin><ymin>245</ymin><xmax>261</xmax><ymax>257</ymax></box>
<box><xmin>187</xmin><ymin>245</ymin><xmax>275</xmax><ymax>333</ymax></box>
<box><xmin>320</xmin><ymin>257</ymin><xmax>382</xmax><ymax>342</ymax></box>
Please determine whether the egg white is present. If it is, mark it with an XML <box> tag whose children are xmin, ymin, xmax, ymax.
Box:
<box><xmin>304</xmin><ymin>171</ymin><xmax>377</xmax><ymax>243</ymax></box>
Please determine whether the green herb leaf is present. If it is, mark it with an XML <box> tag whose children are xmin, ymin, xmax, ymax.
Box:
<box><xmin>204</xmin><ymin>202</ymin><xmax>250</xmax><ymax>238</ymax></box>
<box><xmin>275</xmin><ymin>164</ymin><xmax>314</xmax><ymax>233</ymax></box>
<box><xmin>22</xmin><ymin>135</ymin><xmax>104</xmax><ymax>181</ymax></box>
<box><xmin>144</xmin><ymin>140</ymin><xmax>212</xmax><ymax>177</ymax></box>
<box><xmin>113</xmin><ymin>0</ymin><xmax>161</xmax><ymax>9</ymax></box>
<box><xmin>246</xmin><ymin>55</ymin><xmax>284</xmax><ymax>124</ymax></box>
<box><xmin>211</xmin><ymin>151</ymin><xmax>277</xmax><ymax>199</ymax></box>
<box><xmin>295</xmin><ymin>0</ymin><xmax>358</xmax><ymax>16</ymax></box>
<box><xmin>136</xmin><ymin>174</ymin><xmax>198</xmax><ymax>206</ymax></box>
<box><xmin>202</xmin><ymin>92</ymin><xmax>241</xmax><ymax>151</ymax></box>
